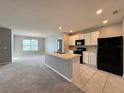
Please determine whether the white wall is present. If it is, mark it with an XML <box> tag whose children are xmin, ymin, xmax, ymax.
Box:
<box><xmin>45</xmin><ymin>35</ymin><xmax>58</xmax><ymax>53</ymax></box>
<box><xmin>45</xmin><ymin>33</ymin><xmax>64</xmax><ymax>53</ymax></box>
<box><xmin>14</xmin><ymin>35</ymin><xmax>45</xmax><ymax>57</ymax></box>
<box><xmin>99</xmin><ymin>24</ymin><xmax>122</xmax><ymax>38</ymax></box>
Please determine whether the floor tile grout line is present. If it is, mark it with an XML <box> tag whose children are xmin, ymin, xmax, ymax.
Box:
<box><xmin>82</xmin><ymin>69</ymin><xmax>98</xmax><ymax>88</ymax></box>
<box><xmin>101</xmin><ymin>73</ymin><xmax>109</xmax><ymax>93</ymax></box>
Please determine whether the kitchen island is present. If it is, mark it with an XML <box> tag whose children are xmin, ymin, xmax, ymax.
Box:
<box><xmin>45</xmin><ymin>53</ymin><xmax>80</xmax><ymax>82</ymax></box>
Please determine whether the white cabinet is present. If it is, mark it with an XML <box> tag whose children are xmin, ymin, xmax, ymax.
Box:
<box><xmin>69</xmin><ymin>31</ymin><xmax>99</xmax><ymax>46</ymax></box>
<box><xmin>74</xmin><ymin>35</ymin><xmax>79</xmax><ymax>40</ymax></box>
<box><xmin>69</xmin><ymin>35</ymin><xmax>79</xmax><ymax>45</ymax></box>
<box><xmin>90</xmin><ymin>31</ymin><xmax>99</xmax><ymax>45</ymax></box>
<box><xmin>84</xmin><ymin>33</ymin><xmax>91</xmax><ymax>45</ymax></box>
<box><xmin>83</xmin><ymin>52</ymin><xmax>89</xmax><ymax>64</ymax></box>
<box><xmin>69</xmin><ymin>35</ymin><xmax>75</xmax><ymax>45</ymax></box>
<box><xmin>84</xmin><ymin>31</ymin><xmax>99</xmax><ymax>45</ymax></box>
<box><xmin>89</xmin><ymin>53</ymin><xmax>97</xmax><ymax>66</ymax></box>
<box><xmin>68</xmin><ymin>50</ymin><xmax>73</xmax><ymax>54</ymax></box>
<box><xmin>83</xmin><ymin>52</ymin><xmax>97</xmax><ymax>66</ymax></box>
<box><xmin>79</xmin><ymin>34</ymin><xmax>84</xmax><ymax>39</ymax></box>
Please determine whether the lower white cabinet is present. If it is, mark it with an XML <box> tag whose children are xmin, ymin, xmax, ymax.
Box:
<box><xmin>89</xmin><ymin>53</ymin><xmax>97</xmax><ymax>66</ymax></box>
<box><xmin>83</xmin><ymin>52</ymin><xmax>97</xmax><ymax>66</ymax></box>
<box><xmin>83</xmin><ymin>52</ymin><xmax>89</xmax><ymax>64</ymax></box>
<box><xmin>68</xmin><ymin>50</ymin><xmax>73</xmax><ymax>54</ymax></box>
<box><xmin>69</xmin><ymin>35</ymin><xmax>79</xmax><ymax>45</ymax></box>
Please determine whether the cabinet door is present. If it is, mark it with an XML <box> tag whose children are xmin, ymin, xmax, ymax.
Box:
<box><xmin>83</xmin><ymin>52</ymin><xmax>89</xmax><ymax>64</ymax></box>
<box><xmin>84</xmin><ymin>33</ymin><xmax>91</xmax><ymax>45</ymax></box>
<box><xmin>69</xmin><ymin>36</ymin><xmax>74</xmax><ymax>45</ymax></box>
<box><xmin>68</xmin><ymin>50</ymin><xmax>73</xmax><ymax>54</ymax></box>
<box><xmin>89</xmin><ymin>53</ymin><xmax>97</xmax><ymax>66</ymax></box>
<box><xmin>74</xmin><ymin>35</ymin><xmax>79</xmax><ymax>40</ymax></box>
<box><xmin>69</xmin><ymin>35</ymin><xmax>79</xmax><ymax>45</ymax></box>
<box><xmin>69</xmin><ymin>35</ymin><xmax>75</xmax><ymax>45</ymax></box>
<box><xmin>90</xmin><ymin>31</ymin><xmax>99</xmax><ymax>45</ymax></box>
<box><xmin>79</xmin><ymin>34</ymin><xmax>84</xmax><ymax>39</ymax></box>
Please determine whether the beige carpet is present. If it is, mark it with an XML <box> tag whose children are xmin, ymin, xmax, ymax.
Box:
<box><xmin>0</xmin><ymin>61</ymin><xmax>84</xmax><ymax>93</ymax></box>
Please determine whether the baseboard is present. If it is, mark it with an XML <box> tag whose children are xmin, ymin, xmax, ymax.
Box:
<box><xmin>0</xmin><ymin>62</ymin><xmax>11</xmax><ymax>65</ymax></box>
<box><xmin>44</xmin><ymin>63</ymin><xmax>72</xmax><ymax>82</ymax></box>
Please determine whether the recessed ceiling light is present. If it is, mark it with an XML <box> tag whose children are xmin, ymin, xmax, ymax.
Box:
<box><xmin>59</xmin><ymin>26</ymin><xmax>62</xmax><ymax>30</ymax></box>
<box><xmin>103</xmin><ymin>20</ymin><xmax>108</xmax><ymax>24</ymax></box>
<box><xmin>70</xmin><ymin>30</ymin><xmax>73</xmax><ymax>33</ymax></box>
<box><xmin>96</xmin><ymin>9</ymin><xmax>103</xmax><ymax>14</ymax></box>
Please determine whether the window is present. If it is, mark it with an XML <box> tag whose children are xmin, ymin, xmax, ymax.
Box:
<box><xmin>22</xmin><ymin>39</ymin><xmax>38</xmax><ymax>51</ymax></box>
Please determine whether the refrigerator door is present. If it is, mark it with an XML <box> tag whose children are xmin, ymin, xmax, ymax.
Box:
<box><xmin>97</xmin><ymin>38</ymin><xmax>109</xmax><ymax>71</ymax></box>
<box><xmin>97</xmin><ymin>36</ymin><xmax>123</xmax><ymax>76</ymax></box>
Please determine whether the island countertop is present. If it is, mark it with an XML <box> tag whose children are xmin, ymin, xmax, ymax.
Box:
<box><xmin>47</xmin><ymin>53</ymin><xmax>80</xmax><ymax>60</ymax></box>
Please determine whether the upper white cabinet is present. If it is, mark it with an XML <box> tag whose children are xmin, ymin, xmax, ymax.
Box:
<box><xmin>74</xmin><ymin>35</ymin><xmax>80</xmax><ymax>41</ymax></box>
<box><xmin>69</xmin><ymin>31</ymin><xmax>99</xmax><ymax>46</ymax></box>
<box><xmin>69</xmin><ymin>35</ymin><xmax>79</xmax><ymax>45</ymax></box>
<box><xmin>90</xmin><ymin>31</ymin><xmax>99</xmax><ymax>45</ymax></box>
<box><xmin>84</xmin><ymin>33</ymin><xmax>91</xmax><ymax>45</ymax></box>
<box><xmin>84</xmin><ymin>31</ymin><xmax>99</xmax><ymax>45</ymax></box>
<box><xmin>79</xmin><ymin>34</ymin><xmax>84</xmax><ymax>39</ymax></box>
<box><xmin>69</xmin><ymin>35</ymin><xmax>75</xmax><ymax>45</ymax></box>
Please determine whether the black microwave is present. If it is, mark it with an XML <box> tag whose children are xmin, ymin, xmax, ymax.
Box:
<box><xmin>75</xmin><ymin>39</ymin><xmax>85</xmax><ymax>46</ymax></box>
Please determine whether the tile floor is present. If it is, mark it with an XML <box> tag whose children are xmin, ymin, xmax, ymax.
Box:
<box><xmin>72</xmin><ymin>64</ymin><xmax>124</xmax><ymax>93</ymax></box>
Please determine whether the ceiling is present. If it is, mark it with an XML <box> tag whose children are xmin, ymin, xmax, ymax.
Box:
<box><xmin>0</xmin><ymin>0</ymin><xmax>124</xmax><ymax>37</ymax></box>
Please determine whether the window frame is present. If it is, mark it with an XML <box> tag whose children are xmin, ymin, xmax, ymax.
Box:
<box><xmin>22</xmin><ymin>39</ymin><xmax>38</xmax><ymax>51</ymax></box>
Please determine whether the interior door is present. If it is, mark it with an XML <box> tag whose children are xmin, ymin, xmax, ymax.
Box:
<box><xmin>57</xmin><ymin>39</ymin><xmax>62</xmax><ymax>52</ymax></box>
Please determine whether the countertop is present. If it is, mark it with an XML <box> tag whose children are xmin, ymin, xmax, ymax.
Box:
<box><xmin>47</xmin><ymin>53</ymin><xmax>80</xmax><ymax>60</ymax></box>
